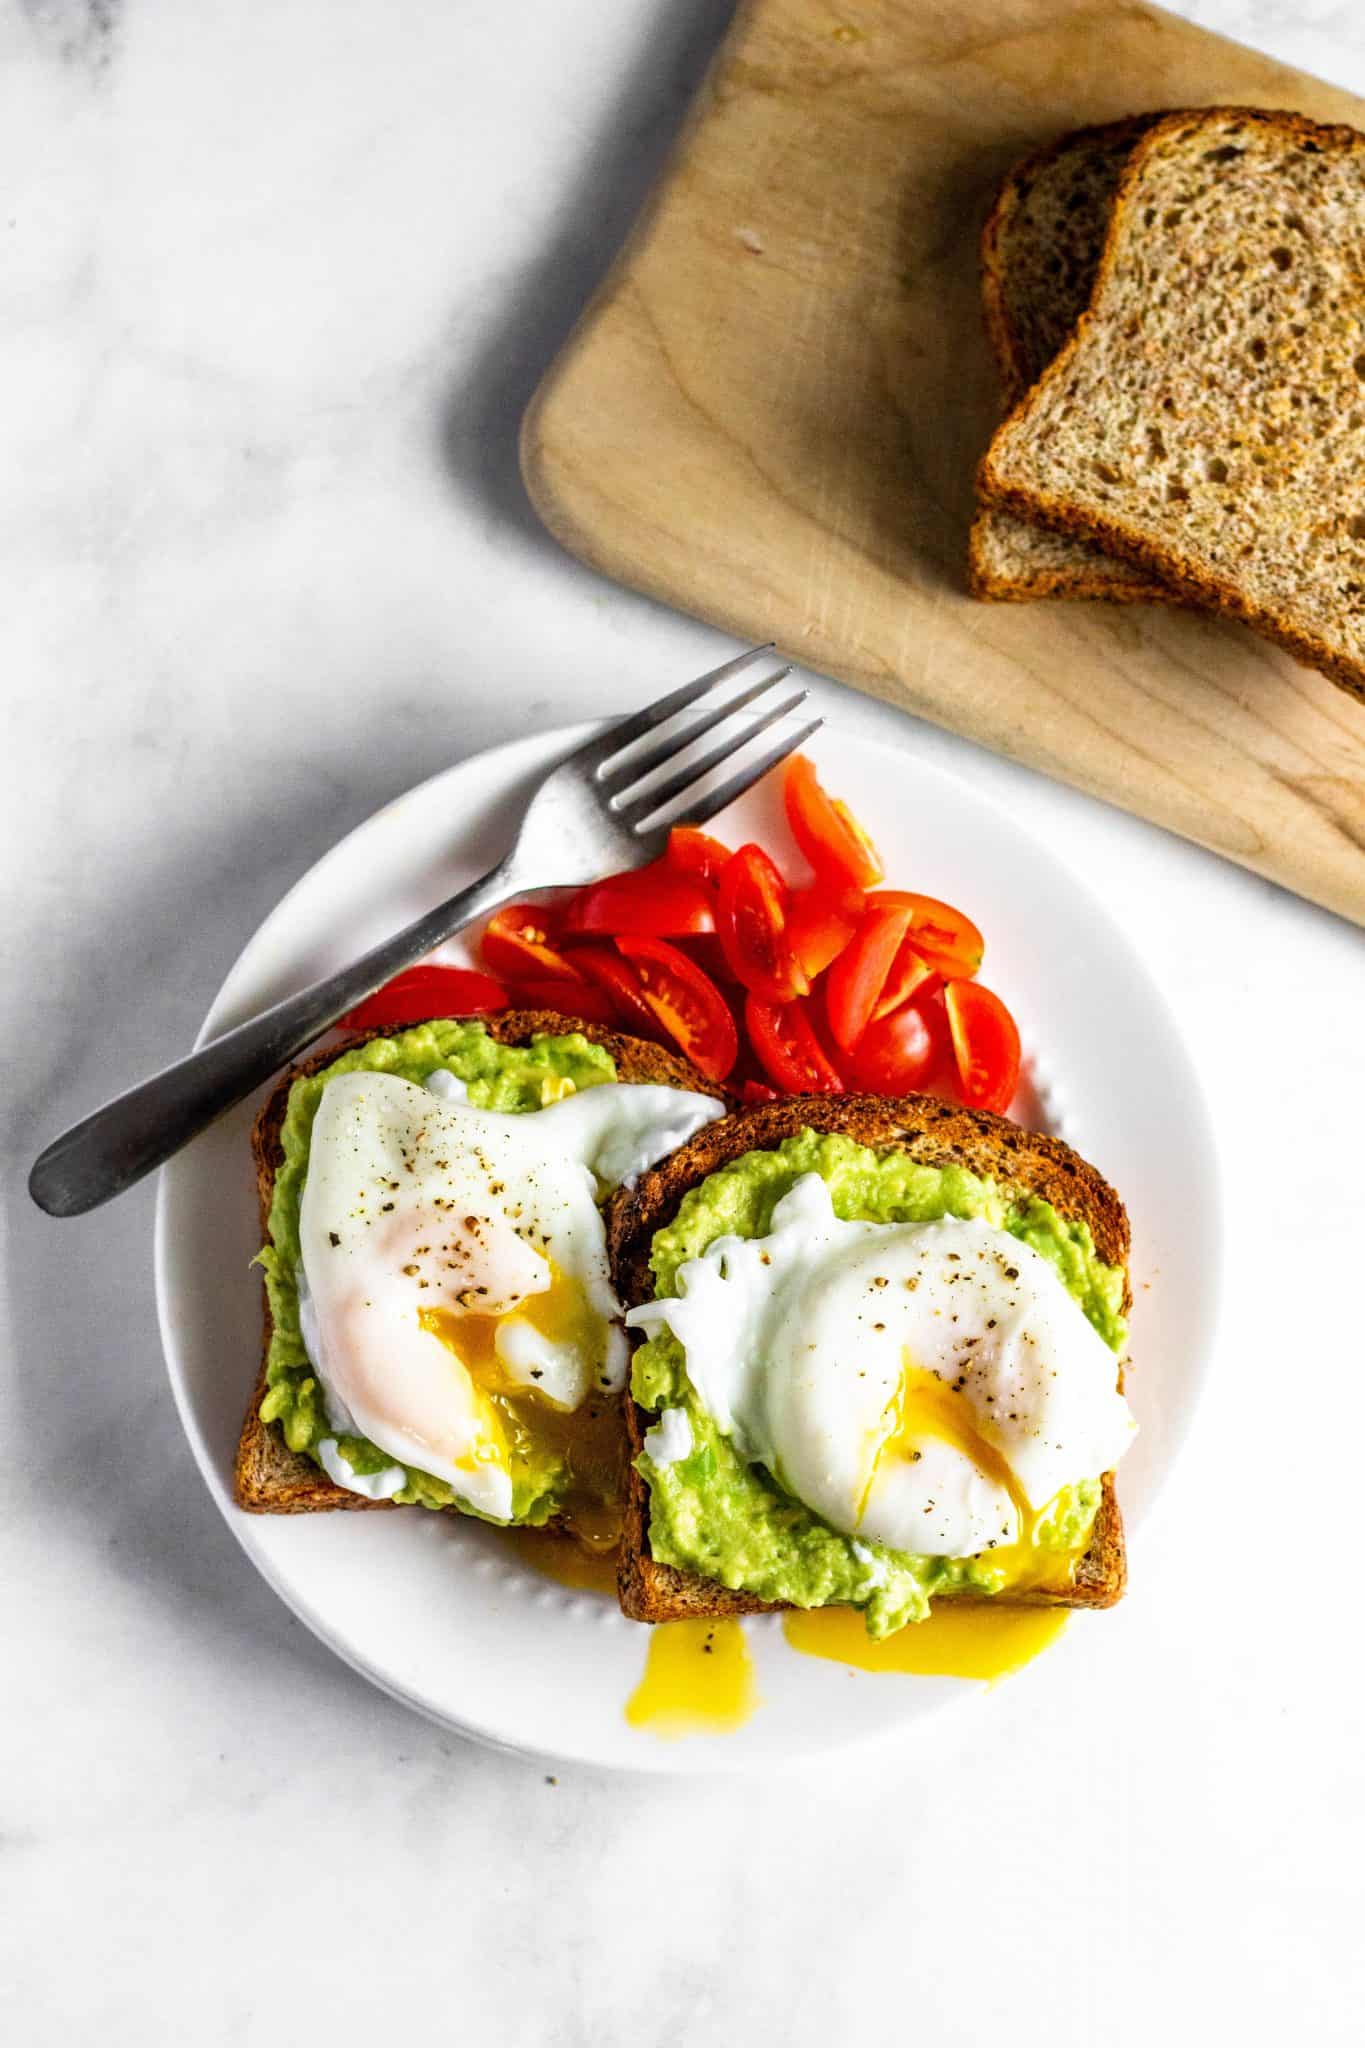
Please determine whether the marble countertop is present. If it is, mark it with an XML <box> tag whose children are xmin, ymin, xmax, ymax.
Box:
<box><xmin>4</xmin><ymin>1</ymin><xmax>1364</xmax><ymax>2039</ymax></box>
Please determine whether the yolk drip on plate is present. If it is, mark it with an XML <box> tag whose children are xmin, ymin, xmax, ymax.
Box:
<box><xmin>503</xmin><ymin>1527</ymin><xmax>621</xmax><ymax>1596</ymax></box>
<box><xmin>421</xmin><ymin>1264</ymin><xmax>626</xmax><ymax>1548</ymax></box>
<box><xmin>623</xmin><ymin>1602</ymin><xmax>1065</xmax><ymax>1737</ymax></box>
<box><xmin>782</xmin><ymin>1603</ymin><xmax>1068</xmax><ymax>1679</ymax></box>
<box><xmin>625</xmin><ymin>1619</ymin><xmax>759</xmax><ymax>1737</ymax></box>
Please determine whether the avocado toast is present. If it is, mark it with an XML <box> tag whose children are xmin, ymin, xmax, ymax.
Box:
<box><xmin>236</xmin><ymin>1009</ymin><xmax>728</xmax><ymax>1530</ymax></box>
<box><xmin>610</xmin><ymin>1095</ymin><xmax>1131</xmax><ymax>1632</ymax></box>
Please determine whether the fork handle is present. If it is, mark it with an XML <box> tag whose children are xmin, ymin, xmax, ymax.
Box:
<box><xmin>29</xmin><ymin>857</ymin><xmax>524</xmax><ymax>1218</ymax></box>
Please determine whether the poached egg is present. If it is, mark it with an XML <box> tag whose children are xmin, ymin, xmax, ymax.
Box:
<box><xmin>627</xmin><ymin>1172</ymin><xmax>1135</xmax><ymax>1563</ymax></box>
<box><xmin>297</xmin><ymin>1068</ymin><xmax>722</xmax><ymax>1526</ymax></box>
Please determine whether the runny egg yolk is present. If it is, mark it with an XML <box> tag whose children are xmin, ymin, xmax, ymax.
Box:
<box><xmin>420</xmin><ymin>1262</ymin><xmax>625</xmax><ymax>1548</ymax></box>
<box><xmin>781</xmin><ymin>1604</ymin><xmax>1069</xmax><ymax>1680</ymax></box>
<box><xmin>624</xmin><ymin>1619</ymin><xmax>759</xmax><ymax>1737</ymax></box>
<box><xmin>503</xmin><ymin>1527</ymin><xmax>621</xmax><ymax>1595</ymax></box>
<box><xmin>859</xmin><ymin>1357</ymin><xmax>1074</xmax><ymax>1592</ymax></box>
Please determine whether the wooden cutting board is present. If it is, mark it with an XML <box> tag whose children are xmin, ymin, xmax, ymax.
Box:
<box><xmin>522</xmin><ymin>0</ymin><xmax>1365</xmax><ymax>925</ymax></box>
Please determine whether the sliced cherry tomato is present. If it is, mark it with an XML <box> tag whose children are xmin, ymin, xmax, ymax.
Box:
<box><xmin>666</xmin><ymin>826</ymin><xmax>732</xmax><ymax>888</ymax></box>
<box><xmin>481</xmin><ymin>902</ymin><xmax>583</xmax><ymax>983</ymax></box>
<box><xmin>849</xmin><ymin>999</ymin><xmax>944</xmax><ymax>1094</ymax></box>
<box><xmin>786</xmin><ymin>887</ymin><xmax>862</xmax><ymax>981</ymax></box>
<box><xmin>872</xmin><ymin>942</ymin><xmax>942</xmax><ymax>1023</ymax></box>
<box><xmin>615</xmin><ymin>938</ymin><xmax>738</xmax><ymax>1081</ymax></box>
<box><xmin>745</xmin><ymin>994</ymin><xmax>844</xmax><ymax>1094</ymax></box>
<box><xmin>715</xmin><ymin>845</ymin><xmax>807</xmax><ymax>1002</ymax></box>
<box><xmin>868</xmin><ymin>893</ymin><xmax>984</xmax><ymax>980</ymax></box>
<box><xmin>824</xmin><ymin>903</ymin><xmax>913</xmax><ymax>1052</ymax></box>
<box><xmin>563</xmin><ymin>860</ymin><xmax>715</xmax><ymax>938</ymax></box>
<box><xmin>669</xmin><ymin>932</ymin><xmax>741</xmax><ymax>986</ymax></box>
<box><xmin>784</xmin><ymin>754</ymin><xmax>884</xmax><ymax>893</ymax></box>
<box><xmin>570</xmin><ymin>944</ymin><xmax>663</xmax><ymax>1040</ymax></box>
<box><xmin>807</xmin><ymin>996</ymin><xmax>861</xmax><ymax>1091</ymax></box>
<box><xmin>944</xmin><ymin>979</ymin><xmax>1021</xmax><ymax>1115</ymax></box>
<box><xmin>340</xmin><ymin>965</ymin><xmax>509</xmax><ymax>1031</ymax></box>
<box><xmin>739</xmin><ymin>1078</ymin><xmax>780</xmax><ymax>1105</ymax></box>
<box><xmin>505</xmin><ymin>979</ymin><xmax>617</xmax><ymax>1025</ymax></box>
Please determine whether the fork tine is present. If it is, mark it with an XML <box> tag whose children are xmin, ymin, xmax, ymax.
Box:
<box><xmin>632</xmin><ymin>716</ymin><xmax>824</xmax><ymax>834</ymax></box>
<box><xmin>580</xmin><ymin>643</ymin><xmax>777</xmax><ymax>767</ymax></box>
<box><xmin>615</xmin><ymin>686</ymin><xmax>808</xmax><ymax>821</ymax></box>
<box><xmin>602</xmin><ymin>665</ymin><xmax>793</xmax><ymax>797</ymax></box>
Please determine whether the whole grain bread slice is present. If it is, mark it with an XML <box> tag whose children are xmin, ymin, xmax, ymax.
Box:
<box><xmin>608</xmin><ymin>1094</ymin><xmax>1130</xmax><ymax>1624</ymax></box>
<box><xmin>978</xmin><ymin>106</ymin><xmax>1365</xmax><ymax>700</ymax></box>
<box><xmin>235</xmin><ymin>1010</ymin><xmax>728</xmax><ymax>1520</ymax></box>
<box><xmin>971</xmin><ymin>115</ymin><xmax>1171</xmax><ymax>603</ymax></box>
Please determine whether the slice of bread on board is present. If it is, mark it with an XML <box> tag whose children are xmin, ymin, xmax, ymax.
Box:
<box><xmin>608</xmin><ymin>1095</ymin><xmax>1130</xmax><ymax>1625</ymax></box>
<box><xmin>979</xmin><ymin>106</ymin><xmax>1365</xmax><ymax>701</ymax></box>
<box><xmin>235</xmin><ymin>1010</ymin><xmax>726</xmax><ymax>1522</ymax></box>
<box><xmin>971</xmin><ymin>115</ymin><xmax>1170</xmax><ymax>603</ymax></box>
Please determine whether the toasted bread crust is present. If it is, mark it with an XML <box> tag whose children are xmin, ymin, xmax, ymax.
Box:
<box><xmin>607</xmin><ymin>1095</ymin><xmax>1130</xmax><ymax>1624</ymax></box>
<box><xmin>966</xmin><ymin>510</ymin><xmax>1168</xmax><ymax>605</ymax></box>
<box><xmin>234</xmin><ymin>1010</ymin><xmax>728</xmax><ymax>1518</ymax></box>
<box><xmin>976</xmin><ymin>106</ymin><xmax>1365</xmax><ymax>701</ymax></box>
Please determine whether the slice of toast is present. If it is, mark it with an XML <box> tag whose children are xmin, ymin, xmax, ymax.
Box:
<box><xmin>608</xmin><ymin>1094</ymin><xmax>1130</xmax><ymax>1623</ymax></box>
<box><xmin>971</xmin><ymin>115</ymin><xmax>1170</xmax><ymax>604</ymax></box>
<box><xmin>235</xmin><ymin>1010</ymin><xmax>727</xmax><ymax>1520</ymax></box>
<box><xmin>978</xmin><ymin>106</ymin><xmax>1365</xmax><ymax>700</ymax></box>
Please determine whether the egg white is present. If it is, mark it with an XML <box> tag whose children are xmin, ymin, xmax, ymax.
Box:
<box><xmin>296</xmin><ymin>1069</ymin><xmax>721</xmax><ymax>1515</ymax></box>
<box><xmin>628</xmin><ymin>1172</ymin><xmax>1136</xmax><ymax>1558</ymax></box>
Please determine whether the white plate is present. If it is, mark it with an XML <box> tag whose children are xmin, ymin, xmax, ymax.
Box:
<box><xmin>155</xmin><ymin>720</ymin><xmax>1222</xmax><ymax>1772</ymax></box>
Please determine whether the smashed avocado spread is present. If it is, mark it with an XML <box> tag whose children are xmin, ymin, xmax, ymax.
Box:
<box><xmin>257</xmin><ymin>1019</ymin><xmax>617</xmax><ymax>1520</ymax></box>
<box><xmin>631</xmin><ymin>1129</ymin><xmax>1127</xmax><ymax>1638</ymax></box>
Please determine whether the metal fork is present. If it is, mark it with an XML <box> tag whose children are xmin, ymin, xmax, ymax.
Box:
<box><xmin>29</xmin><ymin>644</ymin><xmax>819</xmax><ymax>1217</ymax></box>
